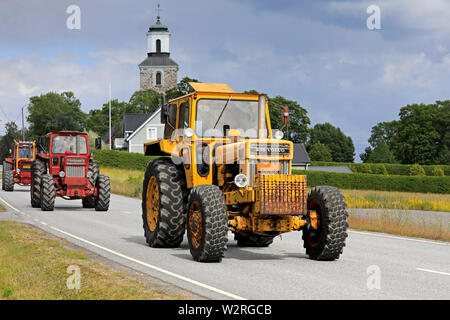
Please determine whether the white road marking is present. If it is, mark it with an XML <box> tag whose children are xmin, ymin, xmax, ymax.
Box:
<box><xmin>0</xmin><ymin>196</ymin><xmax>21</xmax><ymax>213</ymax></box>
<box><xmin>49</xmin><ymin>226</ymin><xmax>246</xmax><ymax>300</ymax></box>
<box><xmin>416</xmin><ymin>268</ymin><xmax>450</xmax><ymax>276</ymax></box>
<box><xmin>41</xmin><ymin>222</ymin><xmax>48</xmax><ymax>226</ymax></box>
<box><xmin>348</xmin><ymin>230</ymin><xmax>449</xmax><ymax>246</ymax></box>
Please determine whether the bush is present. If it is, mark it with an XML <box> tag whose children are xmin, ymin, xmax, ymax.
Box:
<box><xmin>293</xmin><ymin>170</ymin><xmax>450</xmax><ymax>194</ymax></box>
<box><xmin>361</xmin><ymin>163</ymin><xmax>372</xmax><ymax>174</ymax></box>
<box><xmin>93</xmin><ymin>150</ymin><xmax>159</xmax><ymax>171</ymax></box>
<box><xmin>432</xmin><ymin>167</ymin><xmax>445</xmax><ymax>176</ymax></box>
<box><xmin>310</xmin><ymin>161</ymin><xmax>450</xmax><ymax>176</ymax></box>
<box><xmin>410</xmin><ymin>164</ymin><xmax>426</xmax><ymax>176</ymax></box>
<box><xmin>374</xmin><ymin>163</ymin><xmax>388</xmax><ymax>175</ymax></box>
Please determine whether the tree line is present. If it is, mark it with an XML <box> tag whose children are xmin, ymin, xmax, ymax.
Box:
<box><xmin>360</xmin><ymin>101</ymin><xmax>449</xmax><ymax>165</ymax></box>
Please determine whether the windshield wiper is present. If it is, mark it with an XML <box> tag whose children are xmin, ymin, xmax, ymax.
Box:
<box><xmin>213</xmin><ymin>95</ymin><xmax>232</xmax><ymax>129</ymax></box>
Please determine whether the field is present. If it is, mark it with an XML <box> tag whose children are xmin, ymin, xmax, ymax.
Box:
<box><xmin>0</xmin><ymin>220</ymin><xmax>182</xmax><ymax>300</ymax></box>
<box><xmin>343</xmin><ymin>189</ymin><xmax>450</xmax><ymax>212</ymax></box>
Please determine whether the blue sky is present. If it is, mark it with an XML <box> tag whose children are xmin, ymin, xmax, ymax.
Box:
<box><xmin>1</xmin><ymin>0</ymin><xmax>450</xmax><ymax>161</ymax></box>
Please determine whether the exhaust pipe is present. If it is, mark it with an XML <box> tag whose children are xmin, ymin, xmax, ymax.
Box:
<box><xmin>258</xmin><ymin>95</ymin><xmax>267</xmax><ymax>139</ymax></box>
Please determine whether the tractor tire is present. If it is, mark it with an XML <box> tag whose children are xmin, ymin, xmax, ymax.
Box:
<box><xmin>3</xmin><ymin>170</ymin><xmax>14</xmax><ymax>192</ymax></box>
<box><xmin>142</xmin><ymin>158</ymin><xmax>188</xmax><ymax>248</ymax></box>
<box><xmin>88</xmin><ymin>159</ymin><xmax>99</xmax><ymax>187</ymax></box>
<box><xmin>2</xmin><ymin>161</ymin><xmax>12</xmax><ymax>191</ymax></box>
<box><xmin>40</xmin><ymin>174</ymin><xmax>55</xmax><ymax>211</ymax></box>
<box><xmin>302</xmin><ymin>186</ymin><xmax>349</xmax><ymax>261</ymax></box>
<box><xmin>82</xmin><ymin>195</ymin><xmax>96</xmax><ymax>208</ymax></box>
<box><xmin>94</xmin><ymin>175</ymin><xmax>110</xmax><ymax>211</ymax></box>
<box><xmin>234</xmin><ymin>232</ymin><xmax>274</xmax><ymax>247</ymax></box>
<box><xmin>187</xmin><ymin>185</ymin><xmax>228</xmax><ymax>262</ymax></box>
<box><xmin>31</xmin><ymin>159</ymin><xmax>46</xmax><ymax>208</ymax></box>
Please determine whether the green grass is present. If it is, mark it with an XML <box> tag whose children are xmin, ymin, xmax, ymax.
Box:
<box><xmin>0</xmin><ymin>221</ymin><xmax>184</xmax><ymax>300</ymax></box>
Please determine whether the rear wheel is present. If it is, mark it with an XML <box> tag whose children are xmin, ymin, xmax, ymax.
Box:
<box><xmin>234</xmin><ymin>232</ymin><xmax>274</xmax><ymax>247</ymax></box>
<box><xmin>88</xmin><ymin>159</ymin><xmax>99</xmax><ymax>187</ymax></box>
<box><xmin>31</xmin><ymin>159</ymin><xmax>46</xmax><ymax>208</ymax></box>
<box><xmin>142</xmin><ymin>158</ymin><xmax>188</xmax><ymax>248</ymax></box>
<box><xmin>95</xmin><ymin>175</ymin><xmax>110</xmax><ymax>211</ymax></box>
<box><xmin>3</xmin><ymin>170</ymin><xmax>14</xmax><ymax>192</ymax></box>
<box><xmin>40</xmin><ymin>174</ymin><xmax>55</xmax><ymax>211</ymax></box>
<box><xmin>187</xmin><ymin>185</ymin><xmax>228</xmax><ymax>262</ymax></box>
<box><xmin>302</xmin><ymin>186</ymin><xmax>348</xmax><ymax>261</ymax></box>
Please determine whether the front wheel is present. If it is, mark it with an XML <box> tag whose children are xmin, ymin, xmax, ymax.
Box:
<box><xmin>40</xmin><ymin>174</ymin><xmax>55</xmax><ymax>211</ymax></box>
<box><xmin>95</xmin><ymin>175</ymin><xmax>110</xmax><ymax>211</ymax></box>
<box><xmin>302</xmin><ymin>186</ymin><xmax>349</xmax><ymax>261</ymax></box>
<box><xmin>187</xmin><ymin>185</ymin><xmax>228</xmax><ymax>262</ymax></box>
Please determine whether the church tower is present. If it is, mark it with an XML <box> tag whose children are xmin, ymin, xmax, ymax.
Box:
<box><xmin>139</xmin><ymin>10</ymin><xmax>178</xmax><ymax>94</ymax></box>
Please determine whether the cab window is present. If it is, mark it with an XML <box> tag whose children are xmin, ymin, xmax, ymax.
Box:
<box><xmin>178</xmin><ymin>101</ymin><xmax>190</xmax><ymax>129</ymax></box>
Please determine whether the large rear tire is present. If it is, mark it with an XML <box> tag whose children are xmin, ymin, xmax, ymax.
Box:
<box><xmin>88</xmin><ymin>159</ymin><xmax>99</xmax><ymax>187</ymax></box>
<box><xmin>234</xmin><ymin>232</ymin><xmax>274</xmax><ymax>247</ymax></box>
<box><xmin>40</xmin><ymin>174</ymin><xmax>55</xmax><ymax>211</ymax></box>
<box><xmin>142</xmin><ymin>158</ymin><xmax>188</xmax><ymax>248</ymax></box>
<box><xmin>95</xmin><ymin>175</ymin><xmax>110</xmax><ymax>211</ymax></box>
<box><xmin>31</xmin><ymin>159</ymin><xmax>46</xmax><ymax>208</ymax></box>
<box><xmin>2</xmin><ymin>161</ymin><xmax>12</xmax><ymax>191</ymax></box>
<box><xmin>187</xmin><ymin>185</ymin><xmax>228</xmax><ymax>262</ymax></box>
<box><xmin>3</xmin><ymin>170</ymin><xmax>14</xmax><ymax>192</ymax></box>
<box><xmin>302</xmin><ymin>186</ymin><xmax>348</xmax><ymax>261</ymax></box>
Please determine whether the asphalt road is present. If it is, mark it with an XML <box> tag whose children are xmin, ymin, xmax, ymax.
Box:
<box><xmin>0</xmin><ymin>184</ymin><xmax>449</xmax><ymax>300</ymax></box>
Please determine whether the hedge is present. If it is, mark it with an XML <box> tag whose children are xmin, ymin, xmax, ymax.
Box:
<box><xmin>311</xmin><ymin>161</ymin><xmax>450</xmax><ymax>176</ymax></box>
<box><xmin>93</xmin><ymin>150</ymin><xmax>157</xmax><ymax>171</ymax></box>
<box><xmin>293</xmin><ymin>169</ymin><xmax>450</xmax><ymax>194</ymax></box>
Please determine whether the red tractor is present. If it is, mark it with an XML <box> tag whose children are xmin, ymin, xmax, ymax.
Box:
<box><xmin>2</xmin><ymin>140</ymin><xmax>36</xmax><ymax>192</ymax></box>
<box><xmin>30</xmin><ymin>131</ymin><xmax>110</xmax><ymax>211</ymax></box>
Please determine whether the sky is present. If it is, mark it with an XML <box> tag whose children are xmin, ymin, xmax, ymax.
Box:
<box><xmin>1</xmin><ymin>0</ymin><xmax>449</xmax><ymax>161</ymax></box>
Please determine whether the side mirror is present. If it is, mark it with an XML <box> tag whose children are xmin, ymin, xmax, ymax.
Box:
<box><xmin>160</xmin><ymin>104</ymin><xmax>168</xmax><ymax>124</ymax></box>
<box><xmin>95</xmin><ymin>137</ymin><xmax>102</xmax><ymax>150</ymax></box>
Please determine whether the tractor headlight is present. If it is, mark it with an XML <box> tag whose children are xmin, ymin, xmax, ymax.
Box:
<box><xmin>16</xmin><ymin>169</ymin><xmax>20</xmax><ymax>174</ymax></box>
<box><xmin>274</xmin><ymin>130</ymin><xmax>284</xmax><ymax>140</ymax></box>
<box><xmin>59</xmin><ymin>171</ymin><xmax>65</xmax><ymax>178</ymax></box>
<box><xmin>86</xmin><ymin>171</ymin><xmax>93</xmax><ymax>178</ymax></box>
<box><xmin>234</xmin><ymin>174</ymin><xmax>248</xmax><ymax>188</ymax></box>
<box><xmin>184</xmin><ymin>128</ymin><xmax>194</xmax><ymax>138</ymax></box>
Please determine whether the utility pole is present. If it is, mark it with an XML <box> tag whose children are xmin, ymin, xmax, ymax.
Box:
<box><xmin>109</xmin><ymin>82</ymin><xmax>112</xmax><ymax>150</ymax></box>
<box><xmin>21</xmin><ymin>106</ymin><xmax>25</xmax><ymax>141</ymax></box>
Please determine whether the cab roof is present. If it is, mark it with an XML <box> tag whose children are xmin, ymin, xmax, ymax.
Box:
<box><xmin>188</xmin><ymin>82</ymin><xmax>235</xmax><ymax>93</ymax></box>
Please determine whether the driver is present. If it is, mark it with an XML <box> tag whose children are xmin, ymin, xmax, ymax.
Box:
<box><xmin>54</xmin><ymin>137</ymin><xmax>70</xmax><ymax>154</ymax></box>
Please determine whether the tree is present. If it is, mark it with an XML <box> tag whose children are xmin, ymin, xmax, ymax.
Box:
<box><xmin>165</xmin><ymin>77</ymin><xmax>200</xmax><ymax>101</ymax></box>
<box><xmin>27</xmin><ymin>92</ymin><xmax>86</xmax><ymax>138</ymax></box>
<box><xmin>362</xmin><ymin>142</ymin><xmax>397</xmax><ymax>164</ymax></box>
<box><xmin>87</xmin><ymin>100</ymin><xmax>135</xmax><ymax>137</ymax></box>
<box><xmin>308</xmin><ymin>142</ymin><xmax>332</xmax><ymax>161</ymax></box>
<box><xmin>307</xmin><ymin>123</ymin><xmax>355</xmax><ymax>162</ymax></box>
<box><xmin>360</xmin><ymin>121</ymin><xmax>398</xmax><ymax>163</ymax></box>
<box><xmin>243</xmin><ymin>90</ymin><xmax>310</xmax><ymax>143</ymax></box>
<box><xmin>0</xmin><ymin>122</ymin><xmax>21</xmax><ymax>161</ymax></box>
<box><xmin>392</xmin><ymin>103</ymin><xmax>442</xmax><ymax>164</ymax></box>
<box><xmin>129</xmin><ymin>89</ymin><xmax>163</xmax><ymax>114</ymax></box>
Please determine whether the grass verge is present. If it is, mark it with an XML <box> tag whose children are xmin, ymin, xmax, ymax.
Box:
<box><xmin>348</xmin><ymin>213</ymin><xmax>450</xmax><ymax>242</ymax></box>
<box><xmin>0</xmin><ymin>221</ymin><xmax>182</xmax><ymax>300</ymax></box>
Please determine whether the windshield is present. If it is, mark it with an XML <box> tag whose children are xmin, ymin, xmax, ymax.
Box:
<box><xmin>18</xmin><ymin>146</ymin><xmax>33</xmax><ymax>159</ymax></box>
<box><xmin>195</xmin><ymin>99</ymin><xmax>267</xmax><ymax>138</ymax></box>
<box><xmin>51</xmin><ymin>136</ymin><xmax>88</xmax><ymax>154</ymax></box>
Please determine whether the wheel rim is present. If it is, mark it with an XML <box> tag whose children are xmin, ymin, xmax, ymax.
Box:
<box><xmin>146</xmin><ymin>176</ymin><xmax>159</xmax><ymax>232</ymax></box>
<box><xmin>306</xmin><ymin>200</ymin><xmax>322</xmax><ymax>247</ymax></box>
<box><xmin>188</xmin><ymin>201</ymin><xmax>203</xmax><ymax>249</ymax></box>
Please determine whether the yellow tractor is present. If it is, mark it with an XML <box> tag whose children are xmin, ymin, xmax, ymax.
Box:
<box><xmin>142</xmin><ymin>83</ymin><xmax>348</xmax><ymax>262</ymax></box>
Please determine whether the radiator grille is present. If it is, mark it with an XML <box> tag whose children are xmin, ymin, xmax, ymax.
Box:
<box><xmin>257</xmin><ymin>174</ymin><xmax>307</xmax><ymax>215</ymax></box>
<box><xmin>248</xmin><ymin>160</ymin><xmax>289</xmax><ymax>186</ymax></box>
<box><xmin>66</xmin><ymin>165</ymin><xmax>86</xmax><ymax>178</ymax></box>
